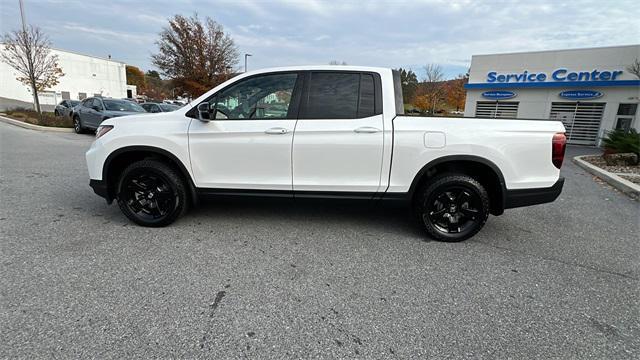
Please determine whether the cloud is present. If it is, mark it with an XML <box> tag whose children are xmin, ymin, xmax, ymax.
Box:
<box><xmin>5</xmin><ymin>0</ymin><xmax>638</xmax><ymax>77</ymax></box>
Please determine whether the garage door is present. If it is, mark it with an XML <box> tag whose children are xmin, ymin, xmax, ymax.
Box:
<box><xmin>549</xmin><ymin>102</ymin><xmax>605</xmax><ymax>145</ymax></box>
<box><xmin>475</xmin><ymin>101</ymin><xmax>519</xmax><ymax>119</ymax></box>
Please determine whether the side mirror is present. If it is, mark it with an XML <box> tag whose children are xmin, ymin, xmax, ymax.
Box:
<box><xmin>197</xmin><ymin>103</ymin><xmax>212</xmax><ymax>121</ymax></box>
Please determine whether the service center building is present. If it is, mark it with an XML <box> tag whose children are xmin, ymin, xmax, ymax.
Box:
<box><xmin>464</xmin><ymin>45</ymin><xmax>640</xmax><ymax>145</ymax></box>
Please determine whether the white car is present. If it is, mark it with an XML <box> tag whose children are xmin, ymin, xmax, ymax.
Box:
<box><xmin>86</xmin><ymin>66</ymin><xmax>566</xmax><ymax>242</ymax></box>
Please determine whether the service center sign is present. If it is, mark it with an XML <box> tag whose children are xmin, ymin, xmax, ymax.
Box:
<box><xmin>486</xmin><ymin>69</ymin><xmax>624</xmax><ymax>84</ymax></box>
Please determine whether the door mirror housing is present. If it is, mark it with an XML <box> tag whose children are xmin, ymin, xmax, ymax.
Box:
<box><xmin>197</xmin><ymin>102</ymin><xmax>212</xmax><ymax>121</ymax></box>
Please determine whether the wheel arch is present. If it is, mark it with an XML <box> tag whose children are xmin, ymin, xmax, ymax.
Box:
<box><xmin>408</xmin><ymin>155</ymin><xmax>507</xmax><ymax>215</ymax></box>
<box><xmin>102</xmin><ymin>146</ymin><xmax>197</xmax><ymax>205</ymax></box>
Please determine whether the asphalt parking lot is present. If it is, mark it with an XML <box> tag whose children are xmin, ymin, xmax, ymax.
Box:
<box><xmin>1</xmin><ymin>121</ymin><xmax>638</xmax><ymax>359</ymax></box>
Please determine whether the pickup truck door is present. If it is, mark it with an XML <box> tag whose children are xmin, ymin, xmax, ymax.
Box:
<box><xmin>292</xmin><ymin>71</ymin><xmax>384</xmax><ymax>194</ymax></box>
<box><xmin>188</xmin><ymin>72</ymin><xmax>302</xmax><ymax>191</ymax></box>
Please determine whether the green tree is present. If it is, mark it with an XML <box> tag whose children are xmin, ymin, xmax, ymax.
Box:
<box><xmin>396</xmin><ymin>68</ymin><xmax>418</xmax><ymax>103</ymax></box>
<box><xmin>146</xmin><ymin>70</ymin><xmax>161</xmax><ymax>79</ymax></box>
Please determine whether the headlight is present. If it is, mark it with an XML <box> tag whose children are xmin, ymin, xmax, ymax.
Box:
<box><xmin>96</xmin><ymin>125</ymin><xmax>114</xmax><ymax>139</ymax></box>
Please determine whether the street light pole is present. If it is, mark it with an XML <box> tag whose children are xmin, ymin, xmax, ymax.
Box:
<box><xmin>244</xmin><ymin>53</ymin><xmax>252</xmax><ymax>72</ymax></box>
<box><xmin>18</xmin><ymin>0</ymin><xmax>27</xmax><ymax>32</ymax></box>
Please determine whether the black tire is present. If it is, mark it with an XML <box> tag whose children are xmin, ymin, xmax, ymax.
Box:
<box><xmin>54</xmin><ymin>109</ymin><xmax>60</xmax><ymax>116</ymax></box>
<box><xmin>116</xmin><ymin>160</ymin><xmax>188</xmax><ymax>227</ymax></box>
<box><xmin>73</xmin><ymin>116</ymin><xmax>85</xmax><ymax>134</ymax></box>
<box><xmin>414</xmin><ymin>173</ymin><xmax>490</xmax><ymax>242</ymax></box>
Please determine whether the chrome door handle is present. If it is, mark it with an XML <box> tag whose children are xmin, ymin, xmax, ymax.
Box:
<box><xmin>354</xmin><ymin>126</ymin><xmax>381</xmax><ymax>133</ymax></box>
<box><xmin>265</xmin><ymin>127</ymin><xmax>289</xmax><ymax>135</ymax></box>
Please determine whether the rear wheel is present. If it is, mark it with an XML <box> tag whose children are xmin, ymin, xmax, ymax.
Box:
<box><xmin>414</xmin><ymin>174</ymin><xmax>489</xmax><ymax>242</ymax></box>
<box><xmin>116</xmin><ymin>160</ymin><xmax>188</xmax><ymax>227</ymax></box>
<box><xmin>73</xmin><ymin>116</ymin><xmax>85</xmax><ymax>134</ymax></box>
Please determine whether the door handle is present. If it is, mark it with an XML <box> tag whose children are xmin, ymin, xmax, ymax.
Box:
<box><xmin>265</xmin><ymin>127</ymin><xmax>289</xmax><ymax>135</ymax></box>
<box><xmin>354</xmin><ymin>126</ymin><xmax>381</xmax><ymax>133</ymax></box>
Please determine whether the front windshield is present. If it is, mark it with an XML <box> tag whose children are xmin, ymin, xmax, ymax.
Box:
<box><xmin>103</xmin><ymin>99</ymin><xmax>145</xmax><ymax>112</ymax></box>
<box><xmin>159</xmin><ymin>104</ymin><xmax>180</xmax><ymax>112</ymax></box>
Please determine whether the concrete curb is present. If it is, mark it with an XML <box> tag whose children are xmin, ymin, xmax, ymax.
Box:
<box><xmin>0</xmin><ymin>114</ymin><xmax>74</xmax><ymax>133</ymax></box>
<box><xmin>573</xmin><ymin>155</ymin><xmax>640</xmax><ymax>198</ymax></box>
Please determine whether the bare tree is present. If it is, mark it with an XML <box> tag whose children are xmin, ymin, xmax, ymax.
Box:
<box><xmin>627</xmin><ymin>58</ymin><xmax>640</xmax><ymax>79</ymax></box>
<box><xmin>329</xmin><ymin>60</ymin><xmax>347</xmax><ymax>65</ymax></box>
<box><xmin>413</xmin><ymin>64</ymin><xmax>446</xmax><ymax>114</ymax></box>
<box><xmin>424</xmin><ymin>63</ymin><xmax>444</xmax><ymax>83</ymax></box>
<box><xmin>1</xmin><ymin>26</ymin><xmax>64</xmax><ymax>114</ymax></box>
<box><xmin>152</xmin><ymin>14</ymin><xmax>239</xmax><ymax>97</ymax></box>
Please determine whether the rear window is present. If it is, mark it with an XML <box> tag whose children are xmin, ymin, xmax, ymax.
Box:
<box><xmin>358</xmin><ymin>74</ymin><xmax>375</xmax><ymax>118</ymax></box>
<box><xmin>103</xmin><ymin>100</ymin><xmax>145</xmax><ymax>112</ymax></box>
<box><xmin>159</xmin><ymin>104</ymin><xmax>180</xmax><ymax>112</ymax></box>
<box><xmin>305</xmin><ymin>72</ymin><xmax>360</xmax><ymax>119</ymax></box>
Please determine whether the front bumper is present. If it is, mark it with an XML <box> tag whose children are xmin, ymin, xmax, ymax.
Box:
<box><xmin>89</xmin><ymin>179</ymin><xmax>112</xmax><ymax>204</ymax></box>
<box><xmin>504</xmin><ymin>177</ymin><xmax>564</xmax><ymax>209</ymax></box>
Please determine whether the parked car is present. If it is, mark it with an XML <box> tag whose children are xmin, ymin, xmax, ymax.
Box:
<box><xmin>86</xmin><ymin>66</ymin><xmax>566</xmax><ymax>242</ymax></box>
<box><xmin>141</xmin><ymin>102</ymin><xmax>181</xmax><ymax>113</ymax></box>
<box><xmin>73</xmin><ymin>97</ymin><xmax>146</xmax><ymax>134</ymax></box>
<box><xmin>54</xmin><ymin>100</ymin><xmax>79</xmax><ymax>117</ymax></box>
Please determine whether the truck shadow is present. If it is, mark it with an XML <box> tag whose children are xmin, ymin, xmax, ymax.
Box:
<box><xmin>187</xmin><ymin>197</ymin><xmax>426</xmax><ymax>239</ymax></box>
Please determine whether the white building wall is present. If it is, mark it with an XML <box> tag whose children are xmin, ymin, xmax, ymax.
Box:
<box><xmin>0</xmin><ymin>47</ymin><xmax>129</xmax><ymax>108</ymax></box>
<box><xmin>464</xmin><ymin>45</ymin><xmax>640</xmax><ymax>145</ymax></box>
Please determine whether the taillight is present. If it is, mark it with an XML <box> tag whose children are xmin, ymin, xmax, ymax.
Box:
<box><xmin>552</xmin><ymin>132</ymin><xmax>566</xmax><ymax>169</ymax></box>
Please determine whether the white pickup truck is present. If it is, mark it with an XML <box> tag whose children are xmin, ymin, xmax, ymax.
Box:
<box><xmin>86</xmin><ymin>66</ymin><xmax>566</xmax><ymax>241</ymax></box>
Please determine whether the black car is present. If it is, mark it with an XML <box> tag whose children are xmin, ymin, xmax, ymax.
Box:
<box><xmin>141</xmin><ymin>102</ymin><xmax>181</xmax><ymax>113</ymax></box>
<box><xmin>72</xmin><ymin>97</ymin><xmax>146</xmax><ymax>134</ymax></box>
<box><xmin>54</xmin><ymin>100</ymin><xmax>79</xmax><ymax>117</ymax></box>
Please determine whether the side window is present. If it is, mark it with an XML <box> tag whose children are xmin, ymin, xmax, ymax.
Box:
<box><xmin>305</xmin><ymin>72</ymin><xmax>360</xmax><ymax>119</ymax></box>
<box><xmin>92</xmin><ymin>98</ymin><xmax>103</xmax><ymax>110</ymax></box>
<box><xmin>82</xmin><ymin>99</ymin><xmax>92</xmax><ymax>107</ymax></box>
<box><xmin>211</xmin><ymin>73</ymin><xmax>298</xmax><ymax>120</ymax></box>
<box><xmin>358</xmin><ymin>74</ymin><xmax>375</xmax><ymax>118</ymax></box>
<box><xmin>141</xmin><ymin>104</ymin><xmax>150</xmax><ymax>112</ymax></box>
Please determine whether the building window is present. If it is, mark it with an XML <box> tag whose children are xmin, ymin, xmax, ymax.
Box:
<box><xmin>475</xmin><ymin>101</ymin><xmax>519</xmax><ymax>118</ymax></box>
<box><xmin>617</xmin><ymin>103</ymin><xmax>637</xmax><ymax>116</ymax></box>
<box><xmin>615</xmin><ymin>103</ymin><xmax>637</xmax><ymax>133</ymax></box>
<box><xmin>550</xmin><ymin>102</ymin><xmax>605</xmax><ymax>145</ymax></box>
<box><xmin>61</xmin><ymin>91</ymin><xmax>70</xmax><ymax>100</ymax></box>
<box><xmin>78</xmin><ymin>92</ymin><xmax>87</xmax><ymax>100</ymax></box>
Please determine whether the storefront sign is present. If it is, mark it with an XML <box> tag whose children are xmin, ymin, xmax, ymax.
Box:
<box><xmin>486</xmin><ymin>69</ymin><xmax>623</xmax><ymax>83</ymax></box>
<box><xmin>481</xmin><ymin>91</ymin><xmax>516</xmax><ymax>100</ymax></box>
<box><xmin>559</xmin><ymin>90</ymin><xmax>603</xmax><ymax>100</ymax></box>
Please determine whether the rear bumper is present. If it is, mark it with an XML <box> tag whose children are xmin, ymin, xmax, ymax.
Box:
<box><xmin>89</xmin><ymin>179</ymin><xmax>112</xmax><ymax>204</ymax></box>
<box><xmin>504</xmin><ymin>177</ymin><xmax>564</xmax><ymax>209</ymax></box>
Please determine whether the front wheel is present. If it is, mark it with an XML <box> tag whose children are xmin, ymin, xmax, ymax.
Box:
<box><xmin>415</xmin><ymin>174</ymin><xmax>490</xmax><ymax>242</ymax></box>
<box><xmin>116</xmin><ymin>160</ymin><xmax>188</xmax><ymax>227</ymax></box>
<box><xmin>73</xmin><ymin>116</ymin><xmax>84</xmax><ymax>134</ymax></box>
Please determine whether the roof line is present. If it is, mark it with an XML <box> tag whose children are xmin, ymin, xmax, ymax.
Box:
<box><xmin>471</xmin><ymin>44</ymin><xmax>640</xmax><ymax>58</ymax></box>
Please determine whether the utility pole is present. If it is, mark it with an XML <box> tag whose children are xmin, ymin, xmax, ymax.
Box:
<box><xmin>244</xmin><ymin>53</ymin><xmax>252</xmax><ymax>72</ymax></box>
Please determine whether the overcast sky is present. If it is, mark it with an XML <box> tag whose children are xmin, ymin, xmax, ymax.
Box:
<box><xmin>1</xmin><ymin>0</ymin><xmax>638</xmax><ymax>79</ymax></box>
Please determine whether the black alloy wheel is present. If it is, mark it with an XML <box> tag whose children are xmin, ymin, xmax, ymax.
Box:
<box><xmin>116</xmin><ymin>160</ymin><xmax>188</xmax><ymax>227</ymax></box>
<box><xmin>416</xmin><ymin>174</ymin><xmax>489</xmax><ymax>242</ymax></box>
